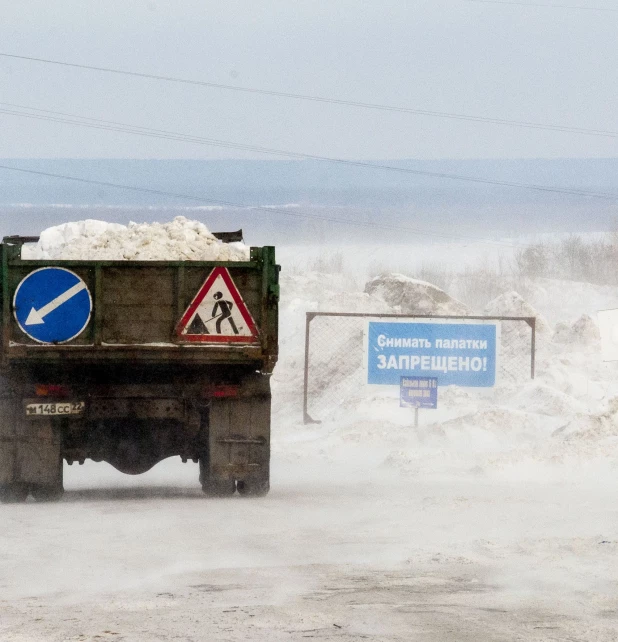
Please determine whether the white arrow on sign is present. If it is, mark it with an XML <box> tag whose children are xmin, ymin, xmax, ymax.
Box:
<box><xmin>25</xmin><ymin>281</ymin><xmax>87</xmax><ymax>326</ymax></box>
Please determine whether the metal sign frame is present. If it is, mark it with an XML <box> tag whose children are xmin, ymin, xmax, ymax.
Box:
<box><xmin>303</xmin><ymin>312</ymin><xmax>536</xmax><ymax>424</ymax></box>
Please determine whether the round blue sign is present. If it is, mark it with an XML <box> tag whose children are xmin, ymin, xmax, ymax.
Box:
<box><xmin>13</xmin><ymin>267</ymin><xmax>92</xmax><ymax>344</ymax></box>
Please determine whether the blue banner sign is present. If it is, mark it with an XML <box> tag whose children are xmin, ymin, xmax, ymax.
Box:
<box><xmin>400</xmin><ymin>376</ymin><xmax>438</xmax><ymax>409</ymax></box>
<box><xmin>367</xmin><ymin>321</ymin><xmax>497</xmax><ymax>387</ymax></box>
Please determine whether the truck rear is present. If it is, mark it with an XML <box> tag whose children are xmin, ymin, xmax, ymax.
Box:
<box><xmin>0</xmin><ymin>234</ymin><xmax>279</xmax><ymax>502</ymax></box>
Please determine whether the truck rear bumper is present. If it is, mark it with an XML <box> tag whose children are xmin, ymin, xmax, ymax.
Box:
<box><xmin>23</xmin><ymin>397</ymin><xmax>190</xmax><ymax>422</ymax></box>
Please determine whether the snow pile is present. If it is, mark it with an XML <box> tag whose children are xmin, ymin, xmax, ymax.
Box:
<box><xmin>484</xmin><ymin>290</ymin><xmax>551</xmax><ymax>333</ymax></box>
<box><xmin>510</xmin><ymin>382</ymin><xmax>587</xmax><ymax>417</ymax></box>
<box><xmin>553</xmin><ymin>397</ymin><xmax>618</xmax><ymax>443</ymax></box>
<box><xmin>274</xmin><ymin>272</ymin><xmax>393</xmax><ymax>419</ymax></box>
<box><xmin>553</xmin><ymin>314</ymin><xmax>600</xmax><ymax>345</ymax></box>
<box><xmin>429</xmin><ymin>407</ymin><xmax>548</xmax><ymax>443</ymax></box>
<box><xmin>21</xmin><ymin>217</ymin><xmax>250</xmax><ymax>261</ymax></box>
<box><xmin>271</xmin><ymin>257</ymin><xmax>618</xmax><ymax>481</ymax></box>
<box><xmin>364</xmin><ymin>273</ymin><xmax>469</xmax><ymax>315</ymax></box>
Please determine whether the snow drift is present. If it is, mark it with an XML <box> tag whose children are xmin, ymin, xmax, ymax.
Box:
<box><xmin>484</xmin><ymin>290</ymin><xmax>551</xmax><ymax>333</ymax></box>
<box><xmin>364</xmin><ymin>273</ymin><xmax>469</xmax><ymax>316</ymax></box>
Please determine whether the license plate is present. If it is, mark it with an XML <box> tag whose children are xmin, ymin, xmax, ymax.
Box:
<box><xmin>25</xmin><ymin>401</ymin><xmax>85</xmax><ymax>417</ymax></box>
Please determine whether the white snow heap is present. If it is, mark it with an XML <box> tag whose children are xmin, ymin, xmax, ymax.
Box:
<box><xmin>364</xmin><ymin>272</ymin><xmax>469</xmax><ymax>316</ymax></box>
<box><xmin>553</xmin><ymin>314</ymin><xmax>600</xmax><ymax>345</ymax></box>
<box><xmin>21</xmin><ymin>217</ymin><xmax>250</xmax><ymax>262</ymax></box>
<box><xmin>553</xmin><ymin>396</ymin><xmax>618</xmax><ymax>442</ymax></box>
<box><xmin>510</xmin><ymin>382</ymin><xmax>587</xmax><ymax>417</ymax></box>
<box><xmin>483</xmin><ymin>290</ymin><xmax>551</xmax><ymax>333</ymax></box>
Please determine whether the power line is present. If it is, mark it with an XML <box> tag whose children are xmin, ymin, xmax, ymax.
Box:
<box><xmin>2</xmin><ymin>103</ymin><xmax>618</xmax><ymax>202</ymax></box>
<box><xmin>0</xmin><ymin>164</ymin><xmax>523</xmax><ymax>247</ymax></box>
<box><xmin>4</xmin><ymin>99</ymin><xmax>618</xmax><ymax>141</ymax></box>
<box><xmin>465</xmin><ymin>0</ymin><xmax>618</xmax><ymax>11</ymax></box>
<box><xmin>1</xmin><ymin>52</ymin><xmax>616</xmax><ymax>139</ymax></box>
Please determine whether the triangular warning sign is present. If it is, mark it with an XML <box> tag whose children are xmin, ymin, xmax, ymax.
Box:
<box><xmin>176</xmin><ymin>267</ymin><xmax>259</xmax><ymax>343</ymax></box>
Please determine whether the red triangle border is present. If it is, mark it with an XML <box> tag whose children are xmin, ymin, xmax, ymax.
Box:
<box><xmin>175</xmin><ymin>267</ymin><xmax>260</xmax><ymax>343</ymax></box>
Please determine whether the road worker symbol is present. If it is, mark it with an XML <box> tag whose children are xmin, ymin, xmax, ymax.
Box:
<box><xmin>176</xmin><ymin>267</ymin><xmax>259</xmax><ymax>343</ymax></box>
<box><xmin>212</xmin><ymin>292</ymin><xmax>239</xmax><ymax>335</ymax></box>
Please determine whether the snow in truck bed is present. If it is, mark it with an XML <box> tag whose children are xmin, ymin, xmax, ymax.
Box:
<box><xmin>20</xmin><ymin>216</ymin><xmax>250</xmax><ymax>261</ymax></box>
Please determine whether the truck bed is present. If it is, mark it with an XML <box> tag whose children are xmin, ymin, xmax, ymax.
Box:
<box><xmin>1</xmin><ymin>240</ymin><xmax>279</xmax><ymax>372</ymax></box>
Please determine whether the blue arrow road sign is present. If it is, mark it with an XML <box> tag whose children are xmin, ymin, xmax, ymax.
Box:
<box><xmin>13</xmin><ymin>267</ymin><xmax>92</xmax><ymax>344</ymax></box>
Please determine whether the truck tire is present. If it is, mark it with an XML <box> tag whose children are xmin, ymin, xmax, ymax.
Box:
<box><xmin>199</xmin><ymin>459</ymin><xmax>236</xmax><ymax>497</ymax></box>
<box><xmin>30</xmin><ymin>452</ymin><xmax>64</xmax><ymax>502</ymax></box>
<box><xmin>201</xmin><ymin>478</ymin><xmax>236</xmax><ymax>497</ymax></box>
<box><xmin>236</xmin><ymin>478</ymin><xmax>269</xmax><ymax>497</ymax></box>
<box><xmin>31</xmin><ymin>484</ymin><xmax>64</xmax><ymax>503</ymax></box>
<box><xmin>0</xmin><ymin>483</ymin><xmax>29</xmax><ymax>504</ymax></box>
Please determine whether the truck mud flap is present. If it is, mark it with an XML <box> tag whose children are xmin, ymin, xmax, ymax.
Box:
<box><xmin>208</xmin><ymin>396</ymin><xmax>270</xmax><ymax>483</ymax></box>
<box><xmin>0</xmin><ymin>399</ymin><xmax>62</xmax><ymax>487</ymax></box>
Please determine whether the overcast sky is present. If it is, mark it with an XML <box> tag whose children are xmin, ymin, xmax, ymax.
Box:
<box><xmin>0</xmin><ymin>0</ymin><xmax>616</xmax><ymax>160</ymax></box>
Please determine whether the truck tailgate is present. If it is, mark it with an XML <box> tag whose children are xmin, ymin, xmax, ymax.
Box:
<box><xmin>1</xmin><ymin>245</ymin><xmax>279</xmax><ymax>371</ymax></box>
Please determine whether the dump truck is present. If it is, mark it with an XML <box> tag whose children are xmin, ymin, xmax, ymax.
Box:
<box><xmin>0</xmin><ymin>232</ymin><xmax>279</xmax><ymax>503</ymax></box>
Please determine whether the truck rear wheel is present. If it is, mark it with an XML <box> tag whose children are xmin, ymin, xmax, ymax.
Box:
<box><xmin>30</xmin><ymin>452</ymin><xmax>64</xmax><ymax>502</ymax></box>
<box><xmin>236</xmin><ymin>478</ymin><xmax>269</xmax><ymax>497</ymax></box>
<box><xmin>201</xmin><ymin>478</ymin><xmax>236</xmax><ymax>497</ymax></box>
<box><xmin>0</xmin><ymin>483</ymin><xmax>29</xmax><ymax>504</ymax></box>
<box><xmin>199</xmin><ymin>459</ymin><xmax>236</xmax><ymax>497</ymax></box>
<box><xmin>31</xmin><ymin>484</ymin><xmax>64</xmax><ymax>503</ymax></box>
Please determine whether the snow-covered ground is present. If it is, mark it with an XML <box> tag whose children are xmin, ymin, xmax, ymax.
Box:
<box><xmin>2</xmin><ymin>225</ymin><xmax>618</xmax><ymax>641</ymax></box>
